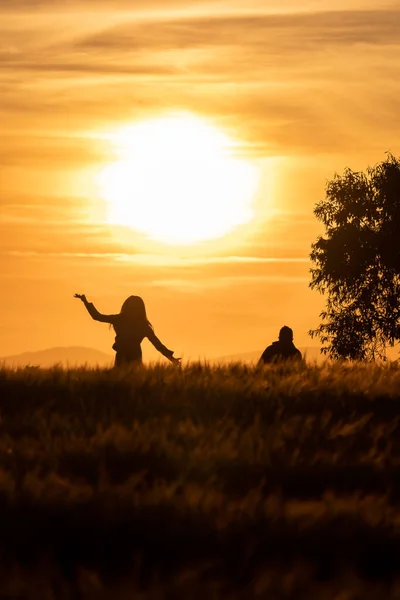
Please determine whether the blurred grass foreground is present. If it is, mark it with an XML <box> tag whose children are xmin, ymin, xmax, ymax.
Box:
<box><xmin>2</xmin><ymin>361</ymin><xmax>400</xmax><ymax>599</ymax></box>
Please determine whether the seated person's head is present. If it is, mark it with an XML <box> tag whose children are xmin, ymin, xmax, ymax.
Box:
<box><xmin>279</xmin><ymin>326</ymin><xmax>293</xmax><ymax>343</ymax></box>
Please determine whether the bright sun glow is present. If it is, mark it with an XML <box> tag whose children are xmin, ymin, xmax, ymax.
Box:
<box><xmin>99</xmin><ymin>115</ymin><xmax>260</xmax><ymax>245</ymax></box>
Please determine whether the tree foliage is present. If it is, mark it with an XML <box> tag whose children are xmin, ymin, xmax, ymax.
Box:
<box><xmin>309</xmin><ymin>154</ymin><xmax>400</xmax><ymax>360</ymax></box>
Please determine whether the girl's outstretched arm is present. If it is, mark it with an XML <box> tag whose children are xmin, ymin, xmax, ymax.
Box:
<box><xmin>74</xmin><ymin>294</ymin><xmax>117</xmax><ymax>324</ymax></box>
<box><xmin>146</xmin><ymin>328</ymin><xmax>181</xmax><ymax>364</ymax></box>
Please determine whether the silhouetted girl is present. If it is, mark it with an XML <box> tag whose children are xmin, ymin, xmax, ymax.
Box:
<box><xmin>74</xmin><ymin>294</ymin><xmax>181</xmax><ymax>367</ymax></box>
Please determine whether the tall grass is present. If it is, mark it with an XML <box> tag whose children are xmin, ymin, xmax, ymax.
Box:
<box><xmin>1</xmin><ymin>361</ymin><xmax>400</xmax><ymax>598</ymax></box>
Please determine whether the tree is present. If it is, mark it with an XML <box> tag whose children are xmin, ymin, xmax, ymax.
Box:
<box><xmin>309</xmin><ymin>154</ymin><xmax>400</xmax><ymax>360</ymax></box>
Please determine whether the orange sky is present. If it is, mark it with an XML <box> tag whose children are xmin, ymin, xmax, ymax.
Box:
<box><xmin>1</xmin><ymin>0</ymin><xmax>400</xmax><ymax>360</ymax></box>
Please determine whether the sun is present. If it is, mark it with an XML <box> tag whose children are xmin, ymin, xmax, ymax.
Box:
<box><xmin>98</xmin><ymin>115</ymin><xmax>259</xmax><ymax>245</ymax></box>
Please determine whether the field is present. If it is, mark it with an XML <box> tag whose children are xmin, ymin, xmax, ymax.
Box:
<box><xmin>1</xmin><ymin>362</ymin><xmax>400</xmax><ymax>599</ymax></box>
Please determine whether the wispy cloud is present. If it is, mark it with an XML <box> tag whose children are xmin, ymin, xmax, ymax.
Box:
<box><xmin>151</xmin><ymin>274</ymin><xmax>309</xmax><ymax>290</ymax></box>
<box><xmin>2</xmin><ymin>250</ymin><xmax>310</xmax><ymax>266</ymax></box>
<box><xmin>76</xmin><ymin>10</ymin><xmax>400</xmax><ymax>55</ymax></box>
<box><xmin>0</xmin><ymin>249</ymin><xmax>311</xmax><ymax>298</ymax></box>
<box><xmin>2</xmin><ymin>6</ymin><xmax>399</xmax><ymax>157</ymax></box>
<box><xmin>3</xmin><ymin>9</ymin><xmax>399</xmax><ymax>78</ymax></box>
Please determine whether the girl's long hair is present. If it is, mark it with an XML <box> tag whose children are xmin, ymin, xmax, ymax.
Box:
<box><xmin>120</xmin><ymin>296</ymin><xmax>153</xmax><ymax>331</ymax></box>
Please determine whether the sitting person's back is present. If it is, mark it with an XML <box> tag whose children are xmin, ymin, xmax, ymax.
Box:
<box><xmin>258</xmin><ymin>326</ymin><xmax>302</xmax><ymax>365</ymax></box>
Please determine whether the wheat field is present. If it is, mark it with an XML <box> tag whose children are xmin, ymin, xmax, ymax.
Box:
<box><xmin>1</xmin><ymin>361</ymin><xmax>400</xmax><ymax>599</ymax></box>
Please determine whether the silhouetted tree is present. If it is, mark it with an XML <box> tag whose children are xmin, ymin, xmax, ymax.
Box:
<box><xmin>309</xmin><ymin>154</ymin><xmax>400</xmax><ymax>360</ymax></box>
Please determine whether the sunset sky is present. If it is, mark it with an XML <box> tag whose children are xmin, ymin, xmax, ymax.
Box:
<box><xmin>1</xmin><ymin>0</ymin><xmax>400</xmax><ymax>361</ymax></box>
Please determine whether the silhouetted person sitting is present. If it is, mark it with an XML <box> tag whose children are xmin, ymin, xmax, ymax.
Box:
<box><xmin>74</xmin><ymin>294</ymin><xmax>181</xmax><ymax>367</ymax></box>
<box><xmin>258</xmin><ymin>326</ymin><xmax>302</xmax><ymax>366</ymax></box>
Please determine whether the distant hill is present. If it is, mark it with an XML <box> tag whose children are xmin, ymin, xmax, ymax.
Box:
<box><xmin>0</xmin><ymin>346</ymin><xmax>113</xmax><ymax>368</ymax></box>
<box><xmin>213</xmin><ymin>347</ymin><xmax>325</xmax><ymax>364</ymax></box>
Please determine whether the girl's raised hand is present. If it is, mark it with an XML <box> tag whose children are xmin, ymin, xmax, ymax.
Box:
<box><xmin>74</xmin><ymin>293</ymin><xmax>87</xmax><ymax>302</ymax></box>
